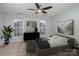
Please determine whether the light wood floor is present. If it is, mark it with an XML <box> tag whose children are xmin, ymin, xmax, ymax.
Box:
<box><xmin>0</xmin><ymin>41</ymin><xmax>26</xmax><ymax>56</ymax></box>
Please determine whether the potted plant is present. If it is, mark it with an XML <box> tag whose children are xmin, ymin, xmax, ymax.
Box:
<box><xmin>0</xmin><ymin>25</ymin><xmax>14</xmax><ymax>45</ymax></box>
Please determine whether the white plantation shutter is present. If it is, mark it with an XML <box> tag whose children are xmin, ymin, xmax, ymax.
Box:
<box><xmin>39</xmin><ymin>20</ymin><xmax>46</xmax><ymax>35</ymax></box>
<box><xmin>14</xmin><ymin>19</ymin><xmax>22</xmax><ymax>36</ymax></box>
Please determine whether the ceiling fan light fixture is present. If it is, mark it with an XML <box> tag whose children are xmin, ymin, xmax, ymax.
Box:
<box><xmin>37</xmin><ymin>9</ymin><xmax>42</xmax><ymax>13</ymax></box>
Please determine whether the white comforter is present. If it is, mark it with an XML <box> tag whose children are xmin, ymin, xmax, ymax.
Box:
<box><xmin>47</xmin><ymin>35</ymin><xmax>68</xmax><ymax>48</ymax></box>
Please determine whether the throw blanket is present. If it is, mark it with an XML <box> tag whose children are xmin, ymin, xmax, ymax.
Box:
<box><xmin>36</xmin><ymin>38</ymin><xmax>50</xmax><ymax>49</ymax></box>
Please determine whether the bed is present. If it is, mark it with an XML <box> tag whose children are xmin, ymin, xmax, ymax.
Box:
<box><xmin>34</xmin><ymin>34</ymin><xmax>74</xmax><ymax>56</ymax></box>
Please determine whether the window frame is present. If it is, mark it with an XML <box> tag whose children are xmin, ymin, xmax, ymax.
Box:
<box><xmin>39</xmin><ymin>20</ymin><xmax>47</xmax><ymax>35</ymax></box>
<box><xmin>14</xmin><ymin>19</ymin><xmax>23</xmax><ymax>37</ymax></box>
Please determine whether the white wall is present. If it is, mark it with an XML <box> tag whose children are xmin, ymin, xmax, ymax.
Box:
<box><xmin>50</xmin><ymin>5</ymin><xmax>79</xmax><ymax>45</ymax></box>
<box><xmin>0</xmin><ymin>14</ymin><xmax>4</xmax><ymax>44</ymax></box>
<box><xmin>0</xmin><ymin>14</ymin><xmax>2</xmax><ymax>32</ymax></box>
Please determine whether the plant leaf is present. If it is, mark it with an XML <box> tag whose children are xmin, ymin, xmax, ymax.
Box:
<box><xmin>1</xmin><ymin>35</ymin><xmax>4</xmax><ymax>39</ymax></box>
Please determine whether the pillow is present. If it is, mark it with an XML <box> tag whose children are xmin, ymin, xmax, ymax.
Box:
<box><xmin>46</xmin><ymin>35</ymin><xmax>61</xmax><ymax>40</ymax></box>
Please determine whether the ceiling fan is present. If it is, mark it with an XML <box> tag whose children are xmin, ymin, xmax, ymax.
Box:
<box><xmin>27</xmin><ymin>3</ymin><xmax>53</xmax><ymax>14</ymax></box>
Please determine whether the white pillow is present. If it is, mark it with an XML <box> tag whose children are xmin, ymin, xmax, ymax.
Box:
<box><xmin>46</xmin><ymin>35</ymin><xmax>61</xmax><ymax>40</ymax></box>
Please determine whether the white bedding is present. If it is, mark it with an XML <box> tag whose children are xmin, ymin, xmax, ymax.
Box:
<box><xmin>47</xmin><ymin>35</ymin><xmax>68</xmax><ymax>48</ymax></box>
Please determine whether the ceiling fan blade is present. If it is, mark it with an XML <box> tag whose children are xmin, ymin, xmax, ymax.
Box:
<box><xmin>42</xmin><ymin>6</ymin><xmax>52</xmax><ymax>10</ymax></box>
<box><xmin>27</xmin><ymin>8</ymin><xmax>36</xmax><ymax>10</ymax></box>
<box><xmin>42</xmin><ymin>11</ymin><xmax>47</xmax><ymax>14</ymax></box>
<box><xmin>35</xmin><ymin>12</ymin><xmax>38</xmax><ymax>14</ymax></box>
<box><xmin>35</xmin><ymin>3</ymin><xmax>40</xmax><ymax>9</ymax></box>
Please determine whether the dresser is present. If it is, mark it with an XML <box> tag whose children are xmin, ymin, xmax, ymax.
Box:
<box><xmin>23</xmin><ymin>32</ymin><xmax>40</xmax><ymax>41</ymax></box>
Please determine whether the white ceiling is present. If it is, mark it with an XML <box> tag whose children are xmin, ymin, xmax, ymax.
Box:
<box><xmin>0</xmin><ymin>3</ymin><xmax>79</xmax><ymax>18</ymax></box>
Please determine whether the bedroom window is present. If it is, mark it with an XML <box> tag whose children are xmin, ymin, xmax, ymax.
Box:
<box><xmin>39</xmin><ymin>20</ymin><xmax>46</xmax><ymax>35</ymax></box>
<box><xmin>14</xmin><ymin>19</ymin><xmax>23</xmax><ymax>36</ymax></box>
